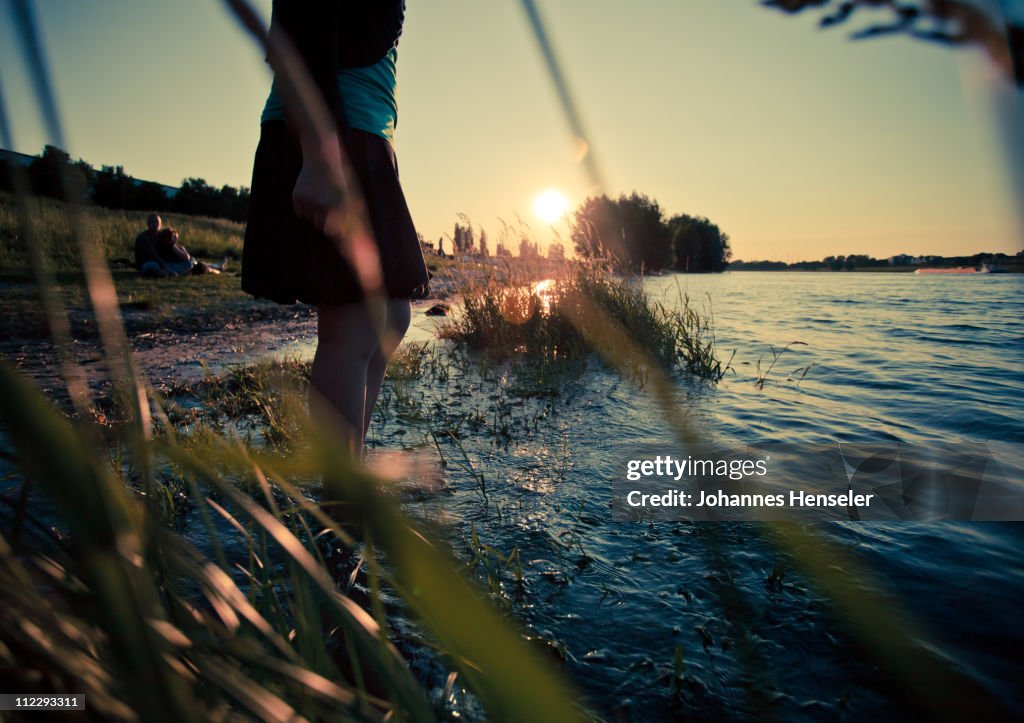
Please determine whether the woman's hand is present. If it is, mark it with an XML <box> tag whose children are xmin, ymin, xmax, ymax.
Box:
<box><xmin>292</xmin><ymin>132</ymin><xmax>349</xmax><ymax>237</ymax></box>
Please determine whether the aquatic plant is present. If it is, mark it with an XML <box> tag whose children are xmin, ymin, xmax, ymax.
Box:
<box><xmin>753</xmin><ymin>341</ymin><xmax>808</xmax><ymax>390</ymax></box>
<box><xmin>440</xmin><ymin>264</ymin><xmax>732</xmax><ymax>382</ymax></box>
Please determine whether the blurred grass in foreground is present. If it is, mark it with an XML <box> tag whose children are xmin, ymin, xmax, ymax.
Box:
<box><xmin>0</xmin><ymin>346</ymin><xmax>588</xmax><ymax>721</ymax></box>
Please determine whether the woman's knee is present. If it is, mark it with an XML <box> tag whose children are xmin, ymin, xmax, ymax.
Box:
<box><xmin>387</xmin><ymin>298</ymin><xmax>412</xmax><ymax>338</ymax></box>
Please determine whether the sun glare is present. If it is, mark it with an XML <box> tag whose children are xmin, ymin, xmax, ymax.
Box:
<box><xmin>533</xmin><ymin>189</ymin><xmax>570</xmax><ymax>224</ymax></box>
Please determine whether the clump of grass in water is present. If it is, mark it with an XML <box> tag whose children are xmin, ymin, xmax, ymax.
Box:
<box><xmin>384</xmin><ymin>341</ymin><xmax>431</xmax><ymax>383</ymax></box>
<box><xmin>162</xmin><ymin>356</ymin><xmax>311</xmax><ymax>451</ymax></box>
<box><xmin>440</xmin><ymin>265</ymin><xmax>732</xmax><ymax>382</ymax></box>
<box><xmin>753</xmin><ymin>341</ymin><xmax>808</xmax><ymax>390</ymax></box>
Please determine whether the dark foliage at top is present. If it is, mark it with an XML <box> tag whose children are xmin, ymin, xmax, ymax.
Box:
<box><xmin>762</xmin><ymin>0</ymin><xmax>1023</xmax><ymax>86</ymax></box>
<box><xmin>0</xmin><ymin>145</ymin><xmax>250</xmax><ymax>222</ymax></box>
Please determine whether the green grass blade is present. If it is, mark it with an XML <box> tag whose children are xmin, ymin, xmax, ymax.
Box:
<box><xmin>0</xmin><ymin>360</ymin><xmax>199</xmax><ymax>721</ymax></box>
<box><xmin>159</xmin><ymin>445</ymin><xmax>435</xmax><ymax>722</ymax></box>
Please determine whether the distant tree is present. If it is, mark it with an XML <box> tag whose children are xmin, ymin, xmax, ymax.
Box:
<box><xmin>173</xmin><ymin>177</ymin><xmax>248</xmax><ymax>221</ymax></box>
<box><xmin>91</xmin><ymin>164</ymin><xmax>173</xmax><ymax>212</ymax></box>
<box><xmin>215</xmin><ymin>183</ymin><xmax>250</xmax><ymax>222</ymax></box>
<box><xmin>823</xmin><ymin>255</ymin><xmax>847</xmax><ymax>271</ymax></box>
<box><xmin>518</xmin><ymin>237</ymin><xmax>540</xmax><ymax>259</ymax></box>
<box><xmin>570</xmin><ymin>195</ymin><xmax>616</xmax><ymax>260</ymax></box>
<box><xmin>174</xmin><ymin>177</ymin><xmax>218</xmax><ymax>217</ymax></box>
<box><xmin>28</xmin><ymin>145</ymin><xmax>71</xmax><ymax>199</ymax></box>
<box><xmin>478</xmin><ymin>228</ymin><xmax>490</xmax><ymax>257</ymax></box>
<box><xmin>0</xmin><ymin>158</ymin><xmax>13</xmax><ymax>193</ymax></box>
<box><xmin>452</xmin><ymin>214</ymin><xmax>476</xmax><ymax>255</ymax></box>
<box><xmin>73</xmin><ymin>158</ymin><xmax>97</xmax><ymax>194</ymax></box>
<box><xmin>845</xmin><ymin>254</ymin><xmax>879</xmax><ymax>269</ymax></box>
<box><xmin>730</xmin><ymin>259</ymin><xmax>788</xmax><ymax>271</ymax></box>
<box><xmin>28</xmin><ymin>145</ymin><xmax>90</xmax><ymax>201</ymax></box>
<box><xmin>219</xmin><ymin>184</ymin><xmax>238</xmax><ymax>218</ymax></box>
<box><xmin>91</xmin><ymin>165</ymin><xmax>134</xmax><ymax>209</ymax></box>
<box><xmin>452</xmin><ymin>221</ymin><xmax>475</xmax><ymax>254</ymax></box>
<box><xmin>548</xmin><ymin>241</ymin><xmax>565</xmax><ymax>261</ymax></box>
<box><xmin>667</xmin><ymin>214</ymin><xmax>731</xmax><ymax>273</ymax></box>
<box><xmin>495</xmin><ymin>242</ymin><xmax>512</xmax><ymax>257</ymax></box>
<box><xmin>11</xmin><ymin>146</ymin><xmax>249</xmax><ymax>220</ymax></box>
<box><xmin>570</xmin><ymin>192</ymin><xmax>673</xmax><ymax>271</ymax></box>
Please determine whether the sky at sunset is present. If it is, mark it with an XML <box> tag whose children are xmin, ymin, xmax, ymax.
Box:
<box><xmin>1</xmin><ymin>0</ymin><xmax>1021</xmax><ymax>261</ymax></box>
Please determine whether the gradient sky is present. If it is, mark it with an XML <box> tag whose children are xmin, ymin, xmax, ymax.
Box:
<box><xmin>2</xmin><ymin>0</ymin><xmax>1021</xmax><ymax>261</ymax></box>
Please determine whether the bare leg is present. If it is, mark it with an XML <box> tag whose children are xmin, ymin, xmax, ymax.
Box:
<box><xmin>363</xmin><ymin>298</ymin><xmax>412</xmax><ymax>439</ymax></box>
<box><xmin>309</xmin><ymin>302</ymin><xmax>383</xmax><ymax>458</ymax></box>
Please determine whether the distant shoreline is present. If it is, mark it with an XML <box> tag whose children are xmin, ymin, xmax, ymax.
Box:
<box><xmin>725</xmin><ymin>266</ymin><xmax>1023</xmax><ymax>273</ymax></box>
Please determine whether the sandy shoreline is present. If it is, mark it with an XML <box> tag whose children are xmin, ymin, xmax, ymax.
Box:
<box><xmin>0</xmin><ymin>256</ymin><xmax>564</xmax><ymax>399</ymax></box>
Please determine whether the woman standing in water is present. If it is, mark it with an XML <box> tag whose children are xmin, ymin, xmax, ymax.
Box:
<box><xmin>242</xmin><ymin>2</ymin><xmax>428</xmax><ymax>459</ymax></box>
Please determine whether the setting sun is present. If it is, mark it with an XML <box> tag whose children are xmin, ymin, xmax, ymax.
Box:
<box><xmin>532</xmin><ymin>189</ymin><xmax>570</xmax><ymax>224</ymax></box>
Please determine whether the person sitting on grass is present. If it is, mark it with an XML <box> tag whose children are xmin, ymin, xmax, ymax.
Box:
<box><xmin>154</xmin><ymin>228</ymin><xmax>196</xmax><ymax>275</ymax></box>
<box><xmin>134</xmin><ymin>213</ymin><xmax>168</xmax><ymax>276</ymax></box>
<box><xmin>156</xmin><ymin>228</ymin><xmax>230</xmax><ymax>276</ymax></box>
<box><xmin>132</xmin><ymin>223</ymin><xmax>228</xmax><ymax>278</ymax></box>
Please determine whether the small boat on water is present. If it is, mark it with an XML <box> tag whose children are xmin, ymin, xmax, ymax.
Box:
<box><xmin>915</xmin><ymin>263</ymin><xmax>992</xmax><ymax>274</ymax></box>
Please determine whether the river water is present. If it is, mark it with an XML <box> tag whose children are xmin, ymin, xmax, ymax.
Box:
<box><xmin>8</xmin><ymin>270</ymin><xmax>1020</xmax><ymax>720</ymax></box>
<box><xmin>377</xmin><ymin>271</ymin><xmax>1024</xmax><ymax>720</ymax></box>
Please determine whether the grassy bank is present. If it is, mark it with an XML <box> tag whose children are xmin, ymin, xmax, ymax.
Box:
<box><xmin>0</xmin><ymin>192</ymin><xmax>244</xmax><ymax>271</ymax></box>
<box><xmin>0</xmin><ymin>193</ymin><xmax>510</xmax><ymax>339</ymax></box>
<box><xmin>0</xmin><ymin>269</ymin><xmax>288</xmax><ymax>340</ymax></box>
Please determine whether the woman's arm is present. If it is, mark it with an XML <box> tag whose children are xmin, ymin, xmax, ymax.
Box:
<box><xmin>271</xmin><ymin>0</ymin><xmax>349</xmax><ymax>235</ymax></box>
<box><xmin>170</xmin><ymin>243</ymin><xmax>191</xmax><ymax>263</ymax></box>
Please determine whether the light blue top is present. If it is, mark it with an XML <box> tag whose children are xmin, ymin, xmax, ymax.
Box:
<box><xmin>261</xmin><ymin>47</ymin><xmax>398</xmax><ymax>145</ymax></box>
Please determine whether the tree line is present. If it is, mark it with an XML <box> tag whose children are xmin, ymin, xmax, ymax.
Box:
<box><xmin>731</xmin><ymin>251</ymin><xmax>1023</xmax><ymax>271</ymax></box>
<box><xmin>0</xmin><ymin>145</ymin><xmax>250</xmax><ymax>223</ymax></box>
<box><xmin>436</xmin><ymin>195</ymin><xmax>729</xmax><ymax>271</ymax></box>
<box><xmin>570</xmin><ymin>192</ymin><xmax>730</xmax><ymax>272</ymax></box>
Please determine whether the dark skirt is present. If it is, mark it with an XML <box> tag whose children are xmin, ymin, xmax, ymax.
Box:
<box><xmin>242</xmin><ymin>121</ymin><xmax>429</xmax><ymax>305</ymax></box>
